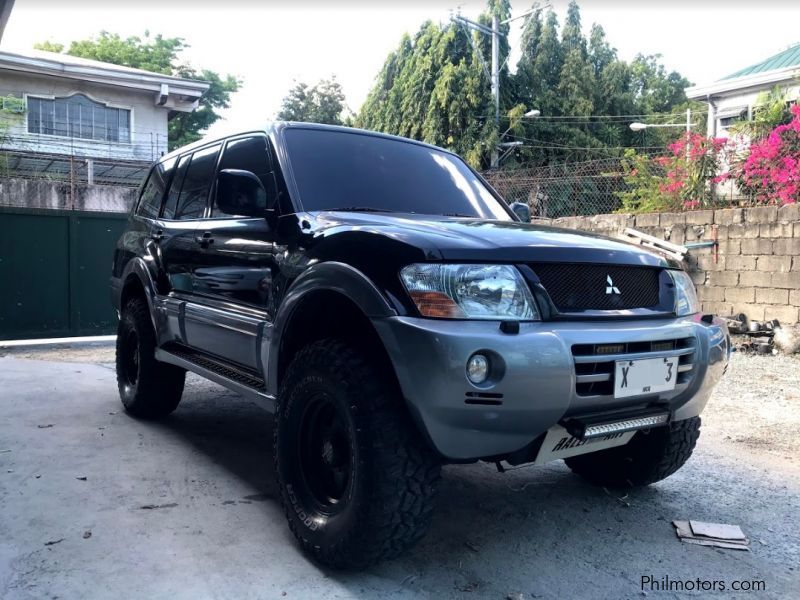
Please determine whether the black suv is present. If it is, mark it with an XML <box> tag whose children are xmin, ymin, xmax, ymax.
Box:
<box><xmin>112</xmin><ymin>123</ymin><xmax>729</xmax><ymax>568</ymax></box>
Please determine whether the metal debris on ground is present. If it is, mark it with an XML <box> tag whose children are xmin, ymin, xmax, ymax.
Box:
<box><xmin>82</xmin><ymin>530</ymin><xmax>92</xmax><ymax>539</ymax></box>
<box><xmin>603</xmin><ymin>487</ymin><xmax>631</xmax><ymax>507</ymax></box>
<box><xmin>44</xmin><ymin>538</ymin><xmax>64</xmax><ymax>546</ymax></box>
<box><xmin>672</xmin><ymin>520</ymin><xmax>749</xmax><ymax>550</ymax></box>
<box><xmin>138</xmin><ymin>503</ymin><xmax>179</xmax><ymax>510</ymax></box>
<box><xmin>464</xmin><ymin>541</ymin><xmax>480</xmax><ymax>553</ymax></box>
<box><xmin>725</xmin><ymin>314</ymin><xmax>790</xmax><ymax>355</ymax></box>
<box><xmin>76</xmin><ymin>476</ymin><xmax>87</xmax><ymax>481</ymax></box>
<box><xmin>37</xmin><ymin>424</ymin><xmax>54</xmax><ymax>429</ymax></box>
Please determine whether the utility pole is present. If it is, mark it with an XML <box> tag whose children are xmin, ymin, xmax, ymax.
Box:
<box><xmin>490</xmin><ymin>14</ymin><xmax>500</xmax><ymax>168</ymax></box>
<box><xmin>453</xmin><ymin>4</ymin><xmax>547</xmax><ymax>169</ymax></box>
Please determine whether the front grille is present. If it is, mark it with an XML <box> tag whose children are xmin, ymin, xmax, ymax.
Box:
<box><xmin>530</xmin><ymin>263</ymin><xmax>661</xmax><ymax>312</ymax></box>
<box><xmin>572</xmin><ymin>337</ymin><xmax>696</xmax><ymax>397</ymax></box>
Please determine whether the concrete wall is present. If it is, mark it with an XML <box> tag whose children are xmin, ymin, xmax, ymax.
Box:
<box><xmin>553</xmin><ymin>205</ymin><xmax>800</xmax><ymax>324</ymax></box>
<box><xmin>0</xmin><ymin>70</ymin><xmax>168</xmax><ymax>161</ymax></box>
<box><xmin>0</xmin><ymin>177</ymin><xmax>136</xmax><ymax>212</ymax></box>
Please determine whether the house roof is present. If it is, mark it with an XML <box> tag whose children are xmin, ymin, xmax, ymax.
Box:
<box><xmin>722</xmin><ymin>44</ymin><xmax>800</xmax><ymax>80</ymax></box>
<box><xmin>0</xmin><ymin>47</ymin><xmax>209</xmax><ymax>112</ymax></box>
<box><xmin>686</xmin><ymin>43</ymin><xmax>800</xmax><ymax>101</ymax></box>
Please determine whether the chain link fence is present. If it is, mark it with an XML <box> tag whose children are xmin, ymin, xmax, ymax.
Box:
<box><xmin>483</xmin><ymin>155</ymin><xmax>757</xmax><ymax>218</ymax></box>
<box><xmin>483</xmin><ymin>158</ymin><xmax>633</xmax><ymax>218</ymax></box>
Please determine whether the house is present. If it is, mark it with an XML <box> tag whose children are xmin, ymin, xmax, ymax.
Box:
<box><xmin>686</xmin><ymin>44</ymin><xmax>800</xmax><ymax>139</ymax></box>
<box><xmin>0</xmin><ymin>48</ymin><xmax>209</xmax><ymax>164</ymax></box>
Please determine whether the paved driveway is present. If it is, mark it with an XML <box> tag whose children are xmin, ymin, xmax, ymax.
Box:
<box><xmin>0</xmin><ymin>352</ymin><xmax>798</xmax><ymax>599</ymax></box>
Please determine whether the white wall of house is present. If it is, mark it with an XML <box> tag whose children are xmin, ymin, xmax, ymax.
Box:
<box><xmin>710</xmin><ymin>83</ymin><xmax>800</xmax><ymax>138</ymax></box>
<box><xmin>0</xmin><ymin>70</ymin><xmax>169</xmax><ymax>161</ymax></box>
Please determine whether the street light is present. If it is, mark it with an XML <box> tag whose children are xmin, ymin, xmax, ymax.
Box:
<box><xmin>496</xmin><ymin>109</ymin><xmax>539</xmax><ymax>165</ymax></box>
<box><xmin>630</xmin><ymin>122</ymin><xmax>692</xmax><ymax>131</ymax></box>
<box><xmin>497</xmin><ymin>140</ymin><xmax>523</xmax><ymax>164</ymax></box>
<box><xmin>630</xmin><ymin>109</ymin><xmax>696</xmax><ymax>133</ymax></box>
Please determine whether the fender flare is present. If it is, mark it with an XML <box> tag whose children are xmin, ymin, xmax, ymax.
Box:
<box><xmin>265</xmin><ymin>262</ymin><xmax>397</xmax><ymax>395</ymax></box>
<box><xmin>119</xmin><ymin>257</ymin><xmax>160</xmax><ymax>332</ymax></box>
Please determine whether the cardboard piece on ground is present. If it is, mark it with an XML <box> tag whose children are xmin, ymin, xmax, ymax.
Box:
<box><xmin>672</xmin><ymin>520</ymin><xmax>750</xmax><ymax>551</ymax></box>
<box><xmin>689</xmin><ymin>520</ymin><xmax>747</xmax><ymax>541</ymax></box>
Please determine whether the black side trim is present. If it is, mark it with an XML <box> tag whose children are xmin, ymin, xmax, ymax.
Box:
<box><xmin>163</xmin><ymin>343</ymin><xmax>265</xmax><ymax>391</ymax></box>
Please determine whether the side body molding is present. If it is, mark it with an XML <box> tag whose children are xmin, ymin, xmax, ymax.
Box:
<box><xmin>264</xmin><ymin>261</ymin><xmax>398</xmax><ymax>396</ymax></box>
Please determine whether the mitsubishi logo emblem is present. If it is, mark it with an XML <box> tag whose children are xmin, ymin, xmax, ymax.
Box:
<box><xmin>606</xmin><ymin>275</ymin><xmax>620</xmax><ymax>295</ymax></box>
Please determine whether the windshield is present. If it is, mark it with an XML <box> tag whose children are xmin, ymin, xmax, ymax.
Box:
<box><xmin>283</xmin><ymin>128</ymin><xmax>513</xmax><ymax>220</ymax></box>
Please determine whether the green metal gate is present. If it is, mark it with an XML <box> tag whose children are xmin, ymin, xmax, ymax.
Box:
<box><xmin>0</xmin><ymin>207</ymin><xmax>128</xmax><ymax>340</ymax></box>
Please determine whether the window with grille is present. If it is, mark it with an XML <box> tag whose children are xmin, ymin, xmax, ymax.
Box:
<box><xmin>27</xmin><ymin>94</ymin><xmax>131</xmax><ymax>143</ymax></box>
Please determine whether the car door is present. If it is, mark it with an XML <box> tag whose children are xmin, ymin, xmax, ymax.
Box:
<box><xmin>156</xmin><ymin>143</ymin><xmax>223</xmax><ymax>349</ymax></box>
<box><xmin>188</xmin><ymin>135</ymin><xmax>278</xmax><ymax>371</ymax></box>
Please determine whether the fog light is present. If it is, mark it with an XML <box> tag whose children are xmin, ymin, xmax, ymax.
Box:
<box><xmin>466</xmin><ymin>354</ymin><xmax>489</xmax><ymax>384</ymax></box>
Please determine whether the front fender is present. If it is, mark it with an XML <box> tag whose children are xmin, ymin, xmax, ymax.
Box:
<box><xmin>265</xmin><ymin>261</ymin><xmax>397</xmax><ymax>396</ymax></box>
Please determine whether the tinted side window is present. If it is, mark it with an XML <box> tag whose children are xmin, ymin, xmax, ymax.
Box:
<box><xmin>174</xmin><ymin>144</ymin><xmax>221</xmax><ymax>220</ymax></box>
<box><xmin>161</xmin><ymin>154</ymin><xmax>191</xmax><ymax>220</ymax></box>
<box><xmin>214</xmin><ymin>136</ymin><xmax>276</xmax><ymax>218</ymax></box>
<box><xmin>136</xmin><ymin>157</ymin><xmax>175</xmax><ymax>219</ymax></box>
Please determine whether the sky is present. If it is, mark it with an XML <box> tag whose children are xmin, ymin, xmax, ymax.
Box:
<box><xmin>3</xmin><ymin>0</ymin><xmax>800</xmax><ymax>138</ymax></box>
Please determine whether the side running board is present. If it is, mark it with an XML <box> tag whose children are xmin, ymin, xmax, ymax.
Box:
<box><xmin>155</xmin><ymin>345</ymin><xmax>276</xmax><ymax>412</ymax></box>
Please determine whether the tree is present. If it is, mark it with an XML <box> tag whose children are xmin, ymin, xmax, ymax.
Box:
<box><xmin>359</xmin><ymin>0</ymin><xmax>694</xmax><ymax>168</ymax></box>
<box><xmin>34</xmin><ymin>32</ymin><xmax>240</xmax><ymax>149</ymax></box>
<box><xmin>358</xmin><ymin>19</ymin><xmax>493</xmax><ymax>168</ymax></box>
<box><xmin>277</xmin><ymin>77</ymin><xmax>347</xmax><ymax>125</ymax></box>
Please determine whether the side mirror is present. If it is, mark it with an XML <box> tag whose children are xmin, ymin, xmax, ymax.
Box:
<box><xmin>216</xmin><ymin>169</ymin><xmax>271</xmax><ymax>218</ymax></box>
<box><xmin>509</xmin><ymin>201</ymin><xmax>531</xmax><ymax>223</ymax></box>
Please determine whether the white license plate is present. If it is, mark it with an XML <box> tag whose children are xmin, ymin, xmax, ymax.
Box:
<box><xmin>614</xmin><ymin>357</ymin><xmax>678</xmax><ymax>399</ymax></box>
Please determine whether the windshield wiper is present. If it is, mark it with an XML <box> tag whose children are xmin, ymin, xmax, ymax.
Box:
<box><xmin>441</xmin><ymin>212</ymin><xmax>475</xmax><ymax>218</ymax></box>
<box><xmin>325</xmin><ymin>206</ymin><xmax>398</xmax><ymax>213</ymax></box>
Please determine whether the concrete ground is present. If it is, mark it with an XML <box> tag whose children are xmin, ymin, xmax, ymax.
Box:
<box><xmin>1</xmin><ymin>347</ymin><xmax>798</xmax><ymax>599</ymax></box>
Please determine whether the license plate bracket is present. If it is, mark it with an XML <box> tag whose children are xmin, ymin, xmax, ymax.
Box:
<box><xmin>614</xmin><ymin>356</ymin><xmax>678</xmax><ymax>399</ymax></box>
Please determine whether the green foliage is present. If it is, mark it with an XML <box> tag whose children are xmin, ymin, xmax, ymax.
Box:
<box><xmin>35</xmin><ymin>32</ymin><xmax>241</xmax><ymax>150</ymax></box>
<box><xmin>617</xmin><ymin>134</ymin><xmax>730</xmax><ymax>213</ymax></box>
<box><xmin>1</xmin><ymin>95</ymin><xmax>26</xmax><ymax>114</ymax></box>
<box><xmin>359</xmin><ymin>0</ymin><xmax>693</xmax><ymax>168</ymax></box>
<box><xmin>277</xmin><ymin>78</ymin><xmax>347</xmax><ymax>125</ymax></box>
<box><xmin>357</xmin><ymin>19</ymin><xmax>493</xmax><ymax>168</ymax></box>
<box><xmin>616</xmin><ymin>149</ymin><xmax>672</xmax><ymax>212</ymax></box>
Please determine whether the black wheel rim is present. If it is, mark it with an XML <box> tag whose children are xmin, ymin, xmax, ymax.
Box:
<box><xmin>121</xmin><ymin>329</ymin><xmax>139</xmax><ymax>387</ymax></box>
<box><xmin>297</xmin><ymin>394</ymin><xmax>353</xmax><ymax>512</ymax></box>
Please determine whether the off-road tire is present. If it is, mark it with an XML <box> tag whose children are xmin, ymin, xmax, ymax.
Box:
<box><xmin>274</xmin><ymin>338</ymin><xmax>441</xmax><ymax>569</ymax></box>
<box><xmin>565</xmin><ymin>417</ymin><xmax>701</xmax><ymax>488</ymax></box>
<box><xmin>116</xmin><ymin>297</ymin><xmax>185</xmax><ymax>419</ymax></box>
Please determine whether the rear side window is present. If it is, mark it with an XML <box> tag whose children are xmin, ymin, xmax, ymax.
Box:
<box><xmin>161</xmin><ymin>154</ymin><xmax>191</xmax><ymax>220</ymax></box>
<box><xmin>214</xmin><ymin>136</ymin><xmax>276</xmax><ymax>217</ymax></box>
<box><xmin>136</xmin><ymin>157</ymin><xmax>175</xmax><ymax>219</ymax></box>
<box><xmin>173</xmin><ymin>144</ymin><xmax>221</xmax><ymax>220</ymax></box>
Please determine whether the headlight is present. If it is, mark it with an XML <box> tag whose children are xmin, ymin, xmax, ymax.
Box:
<box><xmin>670</xmin><ymin>270</ymin><xmax>701</xmax><ymax>316</ymax></box>
<box><xmin>400</xmin><ymin>263</ymin><xmax>539</xmax><ymax>320</ymax></box>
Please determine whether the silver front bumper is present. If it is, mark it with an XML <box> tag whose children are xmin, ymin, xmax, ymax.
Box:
<box><xmin>373</xmin><ymin>315</ymin><xmax>729</xmax><ymax>461</ymax></box>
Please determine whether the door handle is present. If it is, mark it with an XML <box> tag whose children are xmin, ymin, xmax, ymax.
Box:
<box><xmin>150</xmin><ymin>229</ymin><xmax>164</xmax><ymax>242</ymax></box>
<box><xmin>195</xmin><ymin>231</ymin><xmax>215</xmax><ymax>247</ymax></box>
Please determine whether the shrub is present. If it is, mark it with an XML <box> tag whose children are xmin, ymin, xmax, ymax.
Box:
<box><xmin>618</xmin><ymin>133</ymin><xmax>730</xmax><ymax>212</ymax></box>
<box><xmin>733</xmin><ymin>104</ymin><xmax>800</xmax><ymax>205</ymax></box>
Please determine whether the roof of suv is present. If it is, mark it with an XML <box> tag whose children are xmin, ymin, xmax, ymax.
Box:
<box><xmin>158</xmin><ymin>121</ymin><xmax>456</xmax><ymax>164</ymax></box>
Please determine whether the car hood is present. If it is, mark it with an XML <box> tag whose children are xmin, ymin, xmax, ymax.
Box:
<box><xmin>306</xmin><ymin>211</ymin><xmax>677</xmax><ymax>268</ymax></box>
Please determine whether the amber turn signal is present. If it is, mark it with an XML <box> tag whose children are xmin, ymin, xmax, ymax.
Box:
<box><xmin>409</xmin><ymin>291</ymin><xmax>465</xmax><ymax>318</ymax></box>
